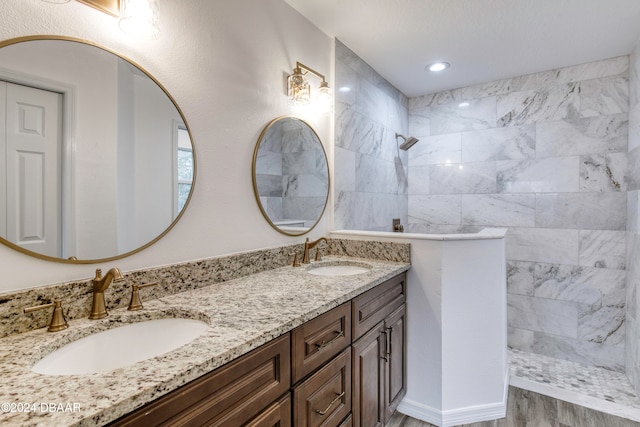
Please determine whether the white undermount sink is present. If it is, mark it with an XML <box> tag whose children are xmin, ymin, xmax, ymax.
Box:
<box><xmin>306</xmin><ymin>262</ymin><xmax>371</xmax><ymax>276</ymax></box>
<box><xmin>32</xmin><ymin>318</ymin><xmax>209</xmax><ymax>375</ymax></box>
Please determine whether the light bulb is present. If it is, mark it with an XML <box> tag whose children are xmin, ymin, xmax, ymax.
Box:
<box><xmin>426</xmin><ymin>62</ymin><xmax>450</xmax><ymax>72</ymax></box>
<box><xmin>316</xmin><ymin>82</ymin><xmax>332</xmax><ymax>114</ymax></box>
<box><xmin>119</xmin><ymin>0</ymin><xmax>160</xmax><ymax>38</ymax></box>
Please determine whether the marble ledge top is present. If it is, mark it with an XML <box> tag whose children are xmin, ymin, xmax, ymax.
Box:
<box><xmin>0</xmin><ymin>256</ymin><xmax>409</xmax><ymax>427</ymax></box>
<box><xmin>331</xmin><ymin>227</ymin><xmax>507</xmax><ymax>241</ymax></box>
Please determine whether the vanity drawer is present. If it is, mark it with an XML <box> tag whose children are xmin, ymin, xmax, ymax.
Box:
<box><xmin>109</xmin><ymin>334</ymin><xmax>290</xmax><ymax>427</ymax></box>
<box><xmin>352</xmin><ymin>273</ymin><xmax>405</xmax><ymax>340</ymax></box>
<box><xmin>293</xmin><ymin>347</ymin><xmax>352</xmax><ymax>427</ymax></box>
<box><xmin>338</xmin><ymin>414</ymin><xmax>353</xmax><ymax>427</ymax></box>
<box><xmin>245</xmin><ymin>393</ymin><xmax>292</xmax><ymax>427</ymax></box>
<box><xmin>292</xmin><ymin>302</ymin><xmax>351</xmax><ymax>384</ymax></box>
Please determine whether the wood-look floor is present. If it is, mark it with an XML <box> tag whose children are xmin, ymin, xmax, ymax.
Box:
<box><xmin>387</xmin><ymin>412</ymin><xmax>435</xmax><ymax>427</ymax></box>
<box><xmin>387</xmin><ymin>412</ymin><xmax>502</xmax><ymax>427</ymax></box>
<box><xmin>386</xmin><ymin>386</ymin><xmax>640</xmax><ymax>427</ymax></box>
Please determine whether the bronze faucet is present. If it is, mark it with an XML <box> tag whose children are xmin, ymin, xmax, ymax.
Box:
<box><xmin>302</xmin><ymin>237</ymin><xmax>328</xmax><ymax>264</ymax></box>
<box><xmin>89</xmin><ymin>267</ymin><xmax>124</xmax><ymax>319</ymax></box>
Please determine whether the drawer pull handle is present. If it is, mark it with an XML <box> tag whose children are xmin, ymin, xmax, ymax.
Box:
<box><xmin>315</xmin><ymin>391</ymin><xmax>345</xmax><ymax>416</ymax></box>
<box><xmin>315</xmin><ymin>330</ymin><xmax>345</xmax><ymax>352</ymax></box>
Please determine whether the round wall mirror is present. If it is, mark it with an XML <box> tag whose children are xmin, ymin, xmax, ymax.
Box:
<box><xmin>252</xmin><ymin>116</ymin><xmax>329</xmax><ymax>236</ymax></box>
<box><xmin>0</xmin><ymin>36</ymin><xmax>196</xmax><ymax>263</ymax></box>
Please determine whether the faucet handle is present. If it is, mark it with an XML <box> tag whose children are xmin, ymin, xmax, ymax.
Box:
<box><xmin>289</xmin><ymin>252</ymin><xmax>301</xmax><ymax>267</ymax></box>
<box><xmin>128</xmin><ymin>282</ymin><xmax>158</xmax><ymax>311</ymax></box>
<box><xmin>24</xmin><ymin>299</ymin><xmax>68</xmax><ymax>332</ymax></box>
<box><xmin>314</xmin><ymin>247</ymin><xmax>324</xmax><ymax>262</ymax></box>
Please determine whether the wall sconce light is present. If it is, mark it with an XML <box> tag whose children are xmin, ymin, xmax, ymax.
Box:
<box><xmin>288</xmin><ymin>61</ymin><xmax>332</xmax><ymax>113</ymax></box>
<box><xmin>119</xmin><ymin>0</ymin><xmax>160</xmax><ymax>38</ymax></box>
<box><xmin>41</xmin><ymin>0</ymin><xmax>160</xmax><ymax>37</ymax></box>
<box><xmin>78</xmin><ymin>0</ymin><xmax>119</xmax><ymax>16</ymax></box>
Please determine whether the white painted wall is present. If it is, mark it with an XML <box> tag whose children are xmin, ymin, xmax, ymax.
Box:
<box><xmin>439</xmin><ymin>238</ymin><xmax>507</xmax><ymax>424</ymax></box>
<box><xmin>0</xmin><ymin>0</ymin><xmax>332</xmax><ymax>291</ymax></box>
<box><xmin>330</xmin><ymin>229</ymin><xmax>508</xmax><ymax>427</ymax></box>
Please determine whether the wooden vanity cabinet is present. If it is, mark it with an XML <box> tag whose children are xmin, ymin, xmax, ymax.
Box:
<box><xmin>351</xmin><ymin>274</ymin><xmax>406</xmax><ymax>427</ymax></box>
<box><xmin>352</xmin><ymin>274</ymin><xmax>405</xmax><ymax>341</ymax></box>
<box><xmin>293</xmin><ymin>347</ymin><xmax>352</xmax><ymax>427</ymax></box>
<box><xmin>245</xmin><ymin>393</ymin><xmax>292</xmax><ymax>427</ymax></box>
<box><xmin>109</xmin><ymin>272</ymin><xmax>406</xmax><ymax>427</ymax></box>
<box><xmin>352</xmin><ymin>321</ymin><xmax>385</xmax><ymax>427</ymax></box>
<box><xmin>339</xmin><ymin>414</ymin><xmax>353</xmax><ymax>427</ymax></box>
<box><xmin>291</xmin><ymin>302</ymin><xmax>352</xmax><ymax>427</ymax></box>
<box><xmin>108</xmin><ymin>334</ymin><xmax>290</xmax><ymax>427</ymax></box>
<box><xmin>382</xmin><ymin>304</ymin><xmax>406</xmax><ymax>423</ymax></box>
<box><xmin>292</xmin><ymin>302</ymin><xmax>351</xmax><ymax>384</ymax></box>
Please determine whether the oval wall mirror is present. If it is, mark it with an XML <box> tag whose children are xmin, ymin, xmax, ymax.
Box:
<box><xmin>0</xmin><ymin>36</ymin><xmax>196</xmax><ymax>263</ymax></box>
<box><xmin>252</xmin><ymin>116</ymin><xmax>329</xmax><ymax>236</ymax></box>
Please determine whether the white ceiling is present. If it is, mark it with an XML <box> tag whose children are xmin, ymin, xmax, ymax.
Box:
<box><xmin>284</xmin><ymin>0</ymin><xmax>640</xmax><ymax>97</ymax></box>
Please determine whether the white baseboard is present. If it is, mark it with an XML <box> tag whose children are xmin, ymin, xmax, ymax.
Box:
<box><xmin>397</xmin><ymin>368</ymin><xmax>509</xmax><ymax>427</ymax></box>
<box><xmin>397</xmin><ymin>399</ymin><xmax>443</xmax><ymax>425</ymax></box>
<box><xmin>397</xmin><ymin>398</ymin><xmax>506</xmax><ymax>427</ymax></box>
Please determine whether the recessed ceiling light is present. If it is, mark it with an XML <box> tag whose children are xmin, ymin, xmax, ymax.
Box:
<box><xmin>426</xmin><ymin>62</ymin><xmax>450</xmax><ymax>72</ymax></box>
<box><xmin>338</xmin><ymin>86</ymin><xmax>351</xmax><ymax>92</ymax></box>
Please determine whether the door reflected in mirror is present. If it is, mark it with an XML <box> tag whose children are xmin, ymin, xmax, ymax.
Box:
<box><xmin>0</xmin><ymin>36</ymin><xmax>196</xmax><ymax>263</ymax></box>
<box><xmin>252</xmin><ymin>116</ymin><xmax>329</xmax><ymax>236</ymax></box>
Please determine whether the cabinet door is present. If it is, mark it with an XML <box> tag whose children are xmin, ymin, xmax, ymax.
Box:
<box><xmin>351</xmin><ymin>321</ymin><xmax>384</xmax><ymax>427</ymax></box>
<box><xmin>245</xmin><ymin>393</ymin><xmax>291</xmax><ymax>427</ymax></box>
<box><xmin>383</xmin><ymin>304</ymin><xmax>406</xmax><ymax>424</ymax></box>
<box><xmin>293</xmin><ymin>347</ymin><xmax>352</xmax><ymax>427</ymax></box>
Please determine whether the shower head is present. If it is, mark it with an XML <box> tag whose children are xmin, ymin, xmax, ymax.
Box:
<box><xmin>395</xmin><ymin>133</ymin><xmax>420</xmax><ymax>151</ymax></box>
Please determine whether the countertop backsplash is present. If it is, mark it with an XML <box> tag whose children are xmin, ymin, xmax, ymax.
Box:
<box><xmin>0</xmin><ymin>238</ymin><xmax>410</xmax><ymax>338</ymax></box>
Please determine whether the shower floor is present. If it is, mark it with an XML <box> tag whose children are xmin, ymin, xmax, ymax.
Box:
<box><xmin>509</xmin><ymin>348</ymin><xmax>640</xmax><ymax>422</ymax></box>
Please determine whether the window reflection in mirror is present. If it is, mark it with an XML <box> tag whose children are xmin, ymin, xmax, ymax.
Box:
<box><xmin>176</xmin><ymin>126</ymin><xmax>193</xmax><ymax>214</ymax></box>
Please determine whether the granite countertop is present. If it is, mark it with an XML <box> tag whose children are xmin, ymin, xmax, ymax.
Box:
<box><xmin>0</xmin><ymin>256</ymin><xmax>409</xmax><ymax>427</ymax></box>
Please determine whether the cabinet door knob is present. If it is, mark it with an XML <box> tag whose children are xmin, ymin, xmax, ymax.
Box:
<box><xmin>315</xmin><ymin>391</ymin><xmax>345</xmax><ymax>416</ymax></box>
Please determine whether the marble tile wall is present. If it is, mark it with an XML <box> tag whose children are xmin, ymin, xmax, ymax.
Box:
<box><xmin>334</xmin><ymin>39</ymin><xmax>409</xmax><ymax>231</ymax></box>
<box><xmin>256</xmin><ymin>122</ymin><xmax>284</xmax><ymax>220</ymax></box>
<box><xmin>257</xmin><ymin>119</ymin><xmax>328</xmax><ymax>226</ymax></box>
<box><xmin>408</xmin><ymin>56</ymin><xmax>630</xmax><ymax>371</ymax></box>
<box><xmin>626</xmin><ymin>40</ymin><xmax>640</xmax><ymax>395</ymax></box>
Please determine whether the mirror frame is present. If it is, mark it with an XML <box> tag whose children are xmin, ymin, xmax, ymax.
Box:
<box><xmin>252</xmin><ymin>116</ymin><xmax>329</xmax><ymax>236</ymax></box>
<box><xmin>0</xmin><ymin>35</ymin><xmax>197</xmax><ymax>264</ymax></box>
